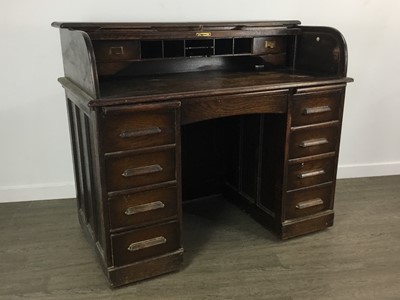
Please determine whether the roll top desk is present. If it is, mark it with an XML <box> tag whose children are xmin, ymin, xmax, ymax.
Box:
<box><xmin>52</xmin><ymin>21</ymin><xmax>353</xmax><ymax>287</ymax></box>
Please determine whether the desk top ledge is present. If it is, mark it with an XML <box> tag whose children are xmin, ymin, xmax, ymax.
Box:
<box><xmin>58</xmin><ymin>71</ymin><xmax>353</xmax><ymax>108</ymax></box>
<box><xmin>51</xmin><ymin>20</ymin><xmax>301</xmax><ymax>30</ymax></box>
<box><xmin>96</xmin><ymin>71</ymin><xmax>353</xmax><ymax>101</ymax></box>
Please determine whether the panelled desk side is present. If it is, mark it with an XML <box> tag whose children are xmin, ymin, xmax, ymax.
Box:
<box><xmin>54</xmin><ymin>21</ymin><xmax>353</xmax><ymax>287</ymax></box>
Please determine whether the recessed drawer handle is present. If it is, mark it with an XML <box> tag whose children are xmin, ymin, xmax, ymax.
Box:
<box><xmin>122</xmin><ymin>164</ymin><xmax>163</xmax><ymax>177</ymax></box>
<box><xmin>127</xmin><ymin>236</ymin><xmax>167</xmax><ymax>252</ymax></box>
<box><xmin>119</xmin><ymin>127</ymin><xmax>161</xmax><ymax>139</ymax></box>
<box><xmin>299</xmin><ymin>138</ymin><xmax>328</xmax><ymax>148</ymax></box>
<box><xmin>124</xmin><ymin>201</ymin><xmax>165</xmax><ymax>215</ymax></box>
<box><xmin>296</xmin><ymin>198</ymin><xmax>324</xmax><ymax>210</ymax></box>
<box><xmin>303</xmin><ymin>106</ymin><xmax>331</xmax><ymax>115</ymax></box>
<box><xmin>297</xmin><ymin>169</ymin><xmax>325</xmax><ymax>179</ymax></box>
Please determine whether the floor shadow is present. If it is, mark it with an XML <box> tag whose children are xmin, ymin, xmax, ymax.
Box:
<box><xmin>181</xmin><ymin>194</ymin><xmax>278</xmax><ymax>269</ymax></box>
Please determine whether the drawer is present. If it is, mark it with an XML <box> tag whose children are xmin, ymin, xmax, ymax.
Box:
<box><xmin>291</xmin><ymin>88</ymin><xmax>343</xmax><ymax>127</ymax></box>
<box><xmin>181</xmin><ymin>91</ymin><xmax>287</xmax><ymax>125</ymax></box>
<box><xmin>111</xmin><ymin>221</ymin><xmax>180</xmax><ymax>267</ymax></box>
<box><xmin>287</xmin><ymin>156</ymin><xmax>336</xmax><ymax>191</ymax></box>
<box><xmin>285</xmin><ymin>184</ymin><xmax>333</xmax><ymax>220</ymax></box>
<box><xmin>93</xmin><ymin>40</ymin><xmax>140</xmax><ymax>61</ymax></box>
<box><xmin>109</xmin><ymin>186</ymin><xmax>178</xmax><ymax>230</ymax></box>
<box><xmin>253</xmin><ymin>37</ymin><xmax>287</xmax><ymax>55</ymax></box>
<box><xmin>106</xmin><ymin>148</ymin><xmax>176</xmax><ymax>192</ymax></box>
<box><xmin>289</xmin><ymin>124</ymin><xmax>339</xmax><ymax>159</ymax></box>
<box><xmin>281</xmin><ymin>211</ymin><xmax>334</xmax><ymax>239</ymax></box>
<box><xmin>102</xmin><ymin>109</ymin><xmax>177</xmax><ymax>153</ymax></box>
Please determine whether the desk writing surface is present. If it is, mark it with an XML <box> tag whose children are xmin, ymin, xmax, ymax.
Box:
<box><xmin>96</xmin><ymin>70</ymin><xmax>350</xmax><ymax>105</ymax></box>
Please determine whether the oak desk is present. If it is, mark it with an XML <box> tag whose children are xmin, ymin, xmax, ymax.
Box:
<box><xmin>53</xmin><ymin>21</ymin><xmax>353</xmax><ymax>287</ymax></box>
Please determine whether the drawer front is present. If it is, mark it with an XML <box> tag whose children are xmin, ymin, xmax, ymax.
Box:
<box><xmin>287</xmin><ymin>156</ymin><xmax>336</xmax><ymax>191</ymax></box>
<box><xmin>93</xmin><ymin>40</ymin><xmax>140</xmax><ymax>61</ymax></box>
<box><xmin>111</xmin><ymin>221</ymin><xmax>180</xmax><ymax>267</ymax></box>
<box><xmin>106</xmin><ymin>149</ymin><xmax>176</xmax><ymax>192</ymax></box>
<box><xmin>289</xmin><ymin>125</ymin><xmax>339</xmax><ymax>159</ymax></box>
<box><xmin>181</xmin><ymin>91</ymin><xmax>287</xmax><ymax>125</ymax></box>
<box><xmin>282</xmin><ymin>211</ymin><xmax>334</xmax><ymax>239</ymax></box>
<box><xmin>109</xmin><ymin>186</ymin><xmax>178</xmax><ymax>230</ymax></box>
<box><xmin>253</xmin><ymin>37</ymin><xmax>287</xmax><ymax>55</ymax></box>
<box><xmin>291</xmin><ymin>89</ymin><xmax>343</xmax><ymax>127</ymax></box>
<box><xmin>103</xmin><ymin>110</ymin><xmax>176</xmax><ymax>153</ymax></box>
<box><xmin>285</xmin><ymin>184</ymin><xmax>333</xmax><ymax>220</ymax></box>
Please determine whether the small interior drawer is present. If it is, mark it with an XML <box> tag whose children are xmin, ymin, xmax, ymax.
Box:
<box><xmin>102</xmin><ymin>109</ymin><xmax>177</xmax><ymax>153</ymax></box>
<box><xmin>111</xmin><ymin>221</ymin><xmax>180</xmax><ymax>267</ymax></box>
<box><xmin>291</xmin><ymin>88</ymin><xmax>343</xmax><ymax>127</ymax></box>
<box><xmin>252</xmin><ymin>37</ymin><xmax>287</xmax><ymax>55</ymax></box>
<box><xmin>289</xmin><ymin>124</ymin><xmax>339</xmax><ymax>159</ymax></box>
<box><xmin>285</xmin><ymin>183</ymin><xmax>333</xmax><ymax>220</ymax></box>
<box><xmin>108</xmin><ymin>186</ymin><xmax>178</xmax><ymax>230</ymax></box>
<box><xmin>105</xmin><ymin>148</ymin><xmax>176</xmax><ymax>192</ymax></box>
<box><xmin>93</xmin><ymin>40</ymin><xmax>140</xmax><ymax>61</ymax></box>
<box><xmin>287</xmin><ymin>156</ymin><xmax>336</xmax><ymax>191</ymax></box>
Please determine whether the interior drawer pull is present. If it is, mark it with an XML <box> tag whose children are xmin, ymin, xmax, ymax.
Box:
<box><xmin>297</xmin><ymin>169</ymin><xmax>325</xmax><ymax>179</ymax></box>
<box><xmin>299</xmin><ymin>138</ymin><xmax>328</xmax><ymax>148</ymax></box>
<box><xmin>125</xmin><ymin>201</ymin><xmax>165</xmax><ymax>215</ymax></box>
<box><xmin>127</xmin><ymin>236</ymin><xmax>167</xmax><ymax>252</ymax></box>
<box><xmin>119</xmin><ymin>127</ymin><xmax>161</xmax><ymax>138</ymax></box>
<box><xmin>296</xmin><ymin>198</ymin><xmax>324</xmax><ymax>210</ymax></box>
<box><xmin>122</xmin><ymin>164</ymin><xmax>163</xmax><ymax>177</ymax></box>
<box><xmin>303</xmin><ymin>106</ymin><xmax>331</xmax><ymax>115</ymax></box>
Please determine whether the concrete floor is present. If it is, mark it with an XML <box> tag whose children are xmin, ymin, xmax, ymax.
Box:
<box><xmin>0</xmin><ymin>176</ymin><xmax>399</xmax><ymax>300</ymax></box>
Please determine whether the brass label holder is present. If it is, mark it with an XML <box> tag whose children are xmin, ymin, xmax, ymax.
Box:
<box><xmin>196</xmin><ymin>32</ymin><xmax>212</xmax><ymax>37</ymax></box>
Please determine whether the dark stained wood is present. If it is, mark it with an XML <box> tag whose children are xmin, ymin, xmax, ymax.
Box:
<box><xmin>284</xmin><ymin>183</ymin><xmax>333</xmax><ymax>220</ymax></box>
<box><xmin>94</xmin><ymin>71</ymin><xmax>351</xmax><ymax>106</ymax></box>
<box><xmin>88</xmin><ymin>107</ymin><xmax>109</xmax><ymax>256</ymax></box>
<box><xmin>108</xmin><ymin>186</ymin><xmax>178</xmax><ymax>231</ymax></box>
<box><xmin>66</xmin><ymin>96</ymin><xmax>110</xmax><ymax>261</ymax></box>
<box><xmin>108</xmin><ymin>249</ymin><xmax>183</xmax><ymax>287</ymax></box>
<box><xmin>60</xmin><ymin>78</ymin><xmax>94</xmax><ymax>114</ymax></box>
<box><xmin>54</xmin><ymin>21</ymin><xmax>352</xmax><ymax>287</ymax></box>
<box><xmin>287</xmin><ymin>156</ymin><xmax>336</xmax><ymax>190</ymax></box>
<box><xmin>289</xmin><ymin>122</ymin><xmax>340</xmax><ymax>159</ymax></box>
<box><xmin>52</xmin><ymin>20</ymin><xmax>302</xmax><ymax>29</ymax></box>
<box><xmin>59</xmin><ymin>29</ymin><xmax>100</xmax><ymax>98</ymax></box>
<box><xmin>181</xmin><ymin>90</ymin><xmax>288</xmax><ymax>124</ymax></box>
<box><xmin>92</xmin><ymin>37</ymin><xmax>288</xmax><ymax>69</ymax></box>
<box><xmin>111</xmin><ymin>221</ymin><xmax>180</xmax><ymax>267</ymax></box>
<box><xmin>66</xmin><ymin>100</ymin><xmax>84</xmax><ymax>215</ymax></box>
<box><xmin>102</xmin><ymin>106</ymin><xmax>177</xmax><ymax>153</ymax></box>
<box><xmin>85</xmin><ymin>28</ymin><xmax>304</xmax><ymax>40</ymax></box>
<box><xmin>281</xmin><ymin>210</ymin><xmax>334</xmax><ymax>239</ymax></box>
<box><xmin>105</xmin><ymin>148</ymin><xmax>176</xmax><ymax>192</ymax></box>
<box><xmin>291</xmin><ymin>85</ymin><xmax>344</xmax><ymax>126</ymax></box>
<box><xmin>108</xmin><ymin>181</ymin><xmax>178</xmax><ymax>198</ymax></box>
<box><xmin>96</xmin><ymin>56</ymin><xmax>265</xmax><ymax>77</ymax></box>
<box><xmin>241</xmin><ymin>115</ymin><xmax>262</xmax><ymax>200</ymax></box>
<box><xmin>296</xmin><ymin>26</ymin><xmax>349</xmax><ymax>77</ymax></box>
<box><xmin>253</xmin><ymin>36</ymin><xmax>288</xmax><ymax>55</ymax></box>
<box><xmin>67</xmin><ymin>101</ymin><xmax>110</xmax><ymax>266</ymax></box>
<box><xmin>92</xmin><ymin>40</ymin><xmax>140</xmax><ymax>62</ymax></box>
<box><xmin>80</xmin><ymin>109</ymin><xmax>97</xmax><ymax>239</ymax></box>
<box><xmin>258</xmin><ymin>113</ymin><xmax>287</xmax><ymax>214</ymax></box>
